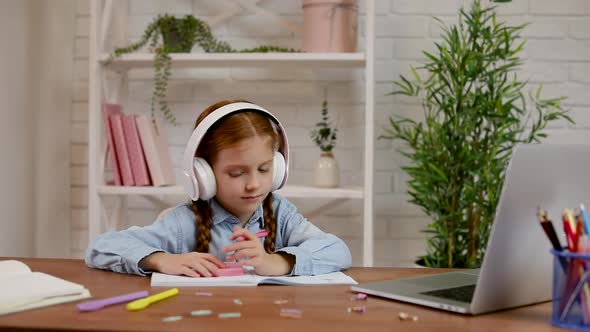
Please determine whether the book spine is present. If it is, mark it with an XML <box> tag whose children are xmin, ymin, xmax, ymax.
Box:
<box><xmin>109</xmin><ymin>113</ymin><xmax>135</xmax><ymax>186</ymax></box>
<box><xmin>122</xmin><ymin>114</ymin><xmax>152</xmax><ymax>186</ymax></box>
<box><xmin>101</xmin><ymin>103</ymin><xmax>122</xmax><ymax>186</ymax></box>
<box><xmin>135</xmin><ymin>115</ymin><xmax>176</xmax><ymax>187</ymax></box>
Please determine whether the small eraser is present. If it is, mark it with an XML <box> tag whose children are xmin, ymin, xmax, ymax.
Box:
<box><xmin>215</xmin><ymin>267</ymin><xmax>244</xmax><ymax>277</ymax></box>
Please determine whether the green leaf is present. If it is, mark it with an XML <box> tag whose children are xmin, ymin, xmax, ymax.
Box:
<box><xmin>382</xmin><ymin>0</ymin><xmax>574</xmax><ymax>268</ymax></box>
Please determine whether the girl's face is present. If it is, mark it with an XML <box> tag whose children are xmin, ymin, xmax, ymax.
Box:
<box><xmin>212</xmin><ymin>135</ymin><xmax>275</xmax><ymax>223</ymax></box>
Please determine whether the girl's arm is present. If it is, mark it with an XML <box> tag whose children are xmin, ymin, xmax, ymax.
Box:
<box><xmin>84</xmin><ymin>206</ymin><xmax>186</xmax><ymax>276</ymax></box>
<box><xmin>273</xmin><ymin>197</ymin><xmax>353</xmax><ymax>276</ymax></box>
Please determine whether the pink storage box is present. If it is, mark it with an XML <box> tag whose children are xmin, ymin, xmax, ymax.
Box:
<box><xmin>302</xmin><ymin>0</ymin><xmax>358</xmax><ymax>52</ymax></box>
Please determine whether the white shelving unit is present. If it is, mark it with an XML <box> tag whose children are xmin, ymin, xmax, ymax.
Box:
<box><xmin>88</xmin><ymin>0</ymin><xmax>375</xmax><ymax>266</ymax></box>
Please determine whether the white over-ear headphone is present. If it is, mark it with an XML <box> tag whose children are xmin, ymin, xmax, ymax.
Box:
<box><xmin>182</xmin><ymin>102</ymin><xmax>289</xmax><ymax>201</ymax></box>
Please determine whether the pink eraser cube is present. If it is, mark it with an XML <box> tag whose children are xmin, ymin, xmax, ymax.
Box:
<box><xmin>215</xmin><ymin>267</ymin><xmax>244</xmax><ymax>277</ymax></box>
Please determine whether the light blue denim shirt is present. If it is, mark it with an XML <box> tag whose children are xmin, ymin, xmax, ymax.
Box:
<box><xmin>85</xmin><ymin>194</ymin><xmax>352</xmax><ymax>276</ymax></box>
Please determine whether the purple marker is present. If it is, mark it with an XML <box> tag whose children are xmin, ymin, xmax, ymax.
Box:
<box><xmin>77</xmin><ymin>290</ymin><xmax>149</xmax><ymax>312</ymax></box>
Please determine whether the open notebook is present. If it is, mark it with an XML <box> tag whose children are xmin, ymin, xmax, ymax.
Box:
<box><xmin>0</xmin><ymin>260</ymin><xmax>91</xmax><ymax>316</ymax></box>
<box><xmin>151</xmin><ymin>271</ymin><xmax>358</xmax><ymax>287</ymax></box>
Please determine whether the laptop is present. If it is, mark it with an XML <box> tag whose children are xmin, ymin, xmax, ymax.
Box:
<box><xmin>352</xmin><ymin>143</ymin><xmax>590</xmax><ymax>314</ymax></box>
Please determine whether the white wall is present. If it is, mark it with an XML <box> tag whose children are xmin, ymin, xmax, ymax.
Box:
<box><xmin>0</xmin><ymin>0</ymin><xmax>74</xmax><ymax>258</ymax></box>
<box><xmin>69</xmin><ymin>0</ymin><xmax>590</xmax><ymax>266</ymax></box>
<box><xmin>32</xmin><ymin>1</ymin><xmax>75</xmax><ymax>258</ymax></box>
<box><xmin>0</xmin><ymin>1</ymin><xmax>36</xmax><ymax>256</ymax></box>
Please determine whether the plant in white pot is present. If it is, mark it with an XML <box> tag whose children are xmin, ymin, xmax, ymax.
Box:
<box><xmin>310</xmin><ymin>93</ymin><xmax>339</xmax><ymax>188</ymax></box>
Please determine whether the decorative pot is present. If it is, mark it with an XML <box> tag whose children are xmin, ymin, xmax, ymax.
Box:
<box><xmin>161</xmin><ymin>18</ymin><xmax>194</xmax><ymax>52</ymax></box>
<box><xmin>314</xmin><ymin>152</ymin><xmax>340</xmax><ymax>188</ymax></box>
<box><xmin>302</xmin><ymin>0</ymin><xmax>358</xmax><ymax>52</ymax></box>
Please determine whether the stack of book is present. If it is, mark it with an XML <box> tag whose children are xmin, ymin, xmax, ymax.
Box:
<box><xmin>102</xmin><ymin>103</ymin><xmax>175</xmax><ymax>187</ymax></box>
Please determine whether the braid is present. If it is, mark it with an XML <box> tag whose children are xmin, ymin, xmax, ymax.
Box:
<box><xmin>262</xmin><ymin>194</ymin><xmax>277</xmax><ymax>254</ymax></box>
<box><xmin>192</xmin><ymin>200</ymin><xmax>213</xmax><ymax>253</ymax></box>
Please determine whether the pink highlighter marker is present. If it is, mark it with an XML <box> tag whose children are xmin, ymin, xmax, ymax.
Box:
<box><xmin>235</xmin><ymin>230</ymin><xmax>268</xmax><ymax>242</ymax></box>
<box><xmin>220</xmin><ymin>230</ymin><xmax>269</xmax><ymax>276</ymax></box>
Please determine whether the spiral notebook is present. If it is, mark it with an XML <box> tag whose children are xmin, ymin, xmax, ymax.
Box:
<box><xmin>151</xmin><ymin>271</ymin><xmax>357</xmax><ymax>287</ymax></box>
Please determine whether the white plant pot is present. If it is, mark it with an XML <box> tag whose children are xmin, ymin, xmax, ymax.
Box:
<box><xmin>314</xmin><ymin>152</ymin><xmax>340</xmax><ymax>188</ymax></box>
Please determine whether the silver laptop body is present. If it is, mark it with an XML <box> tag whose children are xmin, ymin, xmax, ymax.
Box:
<box><xmin>352</xmin><ymin>143</ymin><xmax>590</xmax><ymax>314</ymax></box>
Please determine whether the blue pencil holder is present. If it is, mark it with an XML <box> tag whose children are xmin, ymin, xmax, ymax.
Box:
<box><xmin>551</xmin><ymin>249</ymin><xmax>590</xmax><ymax>330</ymax></box>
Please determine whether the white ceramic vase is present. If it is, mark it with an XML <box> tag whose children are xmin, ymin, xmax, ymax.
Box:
<box><xmin>314</xmin><ymin>152</ymin><xmax>340</xmax><ymax>188</ymax></box>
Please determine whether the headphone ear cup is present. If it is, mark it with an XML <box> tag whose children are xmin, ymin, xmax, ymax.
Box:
<box><xmin>271</xmin><ymin>151</ymin><xmax>286</xmax><ymax>191</ymax></box>
<box><xmin>193</xmin><ymin>157</ymin><xmax>216</xmax><ymax>200</ymax></box>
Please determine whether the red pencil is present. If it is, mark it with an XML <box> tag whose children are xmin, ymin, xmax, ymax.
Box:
<box><xmin>563</xmin><ymin>210</ymin><xmax>576</xmax><ymax>251</ymax></box>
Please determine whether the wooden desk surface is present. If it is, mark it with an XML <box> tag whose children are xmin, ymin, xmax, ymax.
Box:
<box><xmin>0</xmin><ymin>258</ymin><xmax>562</xmax><ymax>332</ymax></box>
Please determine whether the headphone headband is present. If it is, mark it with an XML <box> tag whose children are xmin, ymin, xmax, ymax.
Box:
<box><xmin>182</xmin><ymin>102</ymin><xmax>289</xmax><ymax>200</ymax></box>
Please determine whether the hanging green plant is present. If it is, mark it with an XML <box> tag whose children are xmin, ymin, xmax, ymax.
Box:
<box><xmin>108</xmin><ymin>14</ymin><xmax>299</xmax><ymax>127</ymax></box>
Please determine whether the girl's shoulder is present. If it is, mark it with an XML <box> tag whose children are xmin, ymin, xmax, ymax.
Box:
<box><xmin>158</xmin><ymin>202</ymin><xmax>195</xmax><ymax>222</ymax></box>
<box><xmin>271</xmin><ymin>193</ymin><xmax>298</xmax><ymax>213</ymax></box>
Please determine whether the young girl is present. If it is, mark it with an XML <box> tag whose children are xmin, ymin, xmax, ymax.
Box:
<box><xmin>85</xmin><ymin>100</ymin><xmax>352</xmax><ymax>277</ymax></box>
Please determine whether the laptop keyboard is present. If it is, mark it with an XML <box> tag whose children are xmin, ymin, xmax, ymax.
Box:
<box><xmin>420</xmin><ymin>284</ymin><xmax>476</xmax><ymax>303</ymax></box>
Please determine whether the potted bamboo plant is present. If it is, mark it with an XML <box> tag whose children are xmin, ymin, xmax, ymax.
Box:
<box><xmin>382</xmin><ymin>0</ymin><xmax>573</xmax><ymax>268</ymax></box>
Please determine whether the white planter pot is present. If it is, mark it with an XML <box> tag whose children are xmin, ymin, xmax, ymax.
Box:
<box><xmin>314</xmin><ymin>152</ymin><xmax>340</xmax><ymax>188</ymax></box>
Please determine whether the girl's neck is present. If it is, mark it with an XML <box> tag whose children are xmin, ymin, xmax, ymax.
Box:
<box><xmin>240</xmin><ymin>217</ymin><xmax>250</xmax><ymax>227</ymax></box>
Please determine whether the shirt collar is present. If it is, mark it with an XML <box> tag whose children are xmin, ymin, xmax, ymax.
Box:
<box><xmin>210</xmin><ymin>198</ymin><xmax>265</xmax><ymax>228</ymax></box>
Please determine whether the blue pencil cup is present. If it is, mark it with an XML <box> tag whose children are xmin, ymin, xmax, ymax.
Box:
<box><xmin>551</xmin><ymin>249</ymin><xmax>590</xmax><ymax>330</ymax></box>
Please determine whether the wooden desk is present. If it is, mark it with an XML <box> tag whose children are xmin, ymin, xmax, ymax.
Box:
<box><xmin>0</xmin><ymin>258</ymin><xmax>560</xmax><ymax>332</ymax></box>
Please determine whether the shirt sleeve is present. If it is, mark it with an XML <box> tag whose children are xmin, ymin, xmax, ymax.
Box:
<box><xmin>274</xmin><ymin>197</ymin><xmax>352</xmax><ymax>276</ymax></box>
<box><xmin>84</xmin><ymin>208</ymin><xmax>183</xmax><ymax>276</ymax></box>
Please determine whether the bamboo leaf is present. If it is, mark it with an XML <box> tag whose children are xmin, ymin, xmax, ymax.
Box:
<box><xmin>380</xmin><ymin>0</ymin><xmax>574</xmax><ymax>268</ymax></box>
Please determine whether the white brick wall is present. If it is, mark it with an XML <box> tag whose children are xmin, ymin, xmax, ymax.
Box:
<box><xmin>69</xmin><ymin>0</ymin><xmax>590</xmax><ymax>266</ymax></box>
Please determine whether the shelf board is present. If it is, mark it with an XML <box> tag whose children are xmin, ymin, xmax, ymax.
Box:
<box><xmin>277</xmin><ymin>185</ymin><xmax>363</xmax><ymax>199</ymax></box>
<box><xmin>98</xmin><ymin>185</ymin><xmax>185</xmax><ymax>196</ymax></box>
<box><xmin>99</xmin><ymin>52</ymin><xmax>366</xmax><ymax>71</ymax></box>
<box><xmin>97</xmin><ymin>184</ymin><xmax>363</xmax><ymax>199</ymax></box>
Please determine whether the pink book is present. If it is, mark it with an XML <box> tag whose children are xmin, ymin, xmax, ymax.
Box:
<box><xmin>102</xmin><ymin>103</ymin><xmax>122</xmax><ymax>185</ymax></box>
<box><xmin>135</xmin><ymin>115</ymin><xmax>175</xmax><ymax>187</ymax></box>
<box><xmin>109</xmin><ymin>113</ymin><xmax>135</xmax><ymax>186</ymax></box>
<box><xmin>122</xmin><ymin>114</ymin><xmax>152</xmax><ymax>186</ymax></box>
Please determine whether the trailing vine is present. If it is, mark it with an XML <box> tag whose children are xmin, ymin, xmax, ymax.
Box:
<box><xmin>108</xmin><ymin>14</ymin><xmax>299</xmax><ymax>127</ymax></box>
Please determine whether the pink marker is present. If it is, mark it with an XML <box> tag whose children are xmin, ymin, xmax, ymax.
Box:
<box><xmin>235</xmin><ymin>230</ymin><xmax>268</xmax><ymax>241</ymax></box>
<box><xmin>226</xmin><ymin>230</ymin><xmax>269</xmax><ymax>269</ymax></box>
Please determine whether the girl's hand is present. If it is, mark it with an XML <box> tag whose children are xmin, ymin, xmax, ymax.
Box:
<box><xmin>140</xmin><ymin>252</ymin><xmax>225</xmax><ymax>277</ymax></box>
<box><xmin>222</xmin><ymin>226</ymin><xmax>294</xmax><ymax>276</ymax></box>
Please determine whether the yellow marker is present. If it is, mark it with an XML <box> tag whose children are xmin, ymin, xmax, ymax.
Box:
<box><xmin>126</xmin><ymin>288</ymin><xmax>179</xmax><ymax>311</ymax></box>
